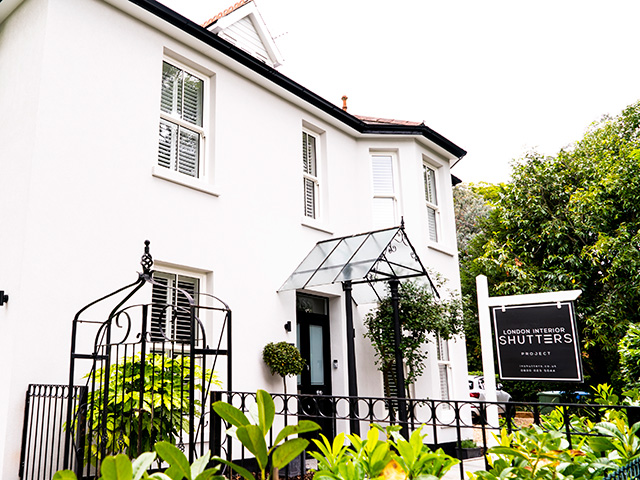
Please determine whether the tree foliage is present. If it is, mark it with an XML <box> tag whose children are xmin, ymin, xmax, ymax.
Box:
<box><xmin>459</xmin><ymin>100</ymin><xmax>640</xmax><ymax>387</ymax></box>
<box><xmin>363</xmin><ymin>279</ymin><xmax>463</xmax><ymax>388</ymax></box>
<box><xmin>619</xmin><ymin>324</ymin><xmax>640</xmax><ymax>389</ymax></box>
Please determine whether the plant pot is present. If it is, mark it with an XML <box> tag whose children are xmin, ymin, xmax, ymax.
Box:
<box><xmin>456</xmin><ymin>447</ymin><xmax>484</xmax><ymax>459</ymax></box>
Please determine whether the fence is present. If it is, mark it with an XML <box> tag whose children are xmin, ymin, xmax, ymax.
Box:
<box><xmin>211</xmin><ymin>392</ymin><xmax>640</xmax><ymax>480</ymax></box>
<box><xmin>605</xmin><ymin>457</ymin><xmax>640</xmax><ymax>480</ymax></box>
<box><xmin>20</xmin><ymin>384</ymin><xmax>87</xmax><ymax>480</ymax></box>
<box><xmin>20</xmin><ymin>387</ymin><xmax>640</xmax><ymax>479</ymax></box>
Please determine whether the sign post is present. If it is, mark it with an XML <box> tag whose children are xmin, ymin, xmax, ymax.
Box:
<box><xmin>476</xmin><ymin>276</ymin><xmax>582</xmax><ymax>436</ymax></box>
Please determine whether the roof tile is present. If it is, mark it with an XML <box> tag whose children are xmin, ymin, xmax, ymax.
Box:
<box><xmin>201</xmin><ymin>0</ymin><xmax>252</xmax><ymax>28</ymax></box>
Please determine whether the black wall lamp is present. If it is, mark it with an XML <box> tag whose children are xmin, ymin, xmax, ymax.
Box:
<box><xmin>0</xmin><ymin>291</ymin><xmax>8</xmax><ymax>306</ymax></box>
<box><xmin>284</xmin><ymin>320</ymin><xmax>291</xmax><ymax>332</ymax></box>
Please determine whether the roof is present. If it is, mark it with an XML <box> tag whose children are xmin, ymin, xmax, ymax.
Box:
<box><xmin>356</xmin><ymin>115</ymin><xmax>423</xmax><ymax>127</ymax></box>
<box><xmin>201</xmin><ymin>0</ymin><xmax>252</xmax><ymax>29</ymax></box>
<box><xmin>279</xmin><ymin>224</ymin><xmax>437</xmax><ymax>298</ymax></box>
<box><xmin>129</xmin><ymin>0</ymin><xmax>467</xmax><ymax>159</ymax></box>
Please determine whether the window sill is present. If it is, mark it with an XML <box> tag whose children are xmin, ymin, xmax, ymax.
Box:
<box><xmin>427</xmin><ymin>242</ymin><xmax>456</xmax><ymax>257</ymax></box>
<box><xmin>152</xmin><ymin>166</ymin><xmax>220</xmax><ymax>197</ymax></box>
<box><xmin>301</xmin><ymin>217</ymin><xmax>333</xmax><ymax>234</ymax></box>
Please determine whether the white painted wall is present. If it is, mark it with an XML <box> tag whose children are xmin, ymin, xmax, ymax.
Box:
<box><xmin>0</xmin><ymin>0</ymin><xmax>467</xmax><ymax>475</ymax></box>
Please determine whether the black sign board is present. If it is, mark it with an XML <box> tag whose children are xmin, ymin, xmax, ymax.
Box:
<box><xmin>492</xmin><ymin>302</ymin><xmax>583</xmax><ymax>382</ymax></box>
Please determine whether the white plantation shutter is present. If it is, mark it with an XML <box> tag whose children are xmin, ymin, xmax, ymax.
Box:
<box><xmin>160</xmin><ymin>62</ymin><xmax>181</xmax><ymax>116</ymax></box>
<box><xmin>424</xmin><ymin>165</ymin><xmax>437</xmax><ymax>204</ymax></box>
<box><xmin>158</xmin><ymin>120</ymin><xmax>176</xmax><ymax>169</ymax></box>
<box><xmin>150</xmin><ymin>275</ymin><xmax>170</xmax><ymax>342</ymax></box>
<box><xmin>158</xmin><ymin>61</ymin><xmax>204</xmax><ymax>178</ymax></box>
<box><xmin>178</xmin><ymin>128</ymin><xmax>199</xmax><ymax>177</ymax></box>
<box><xmin>304</xmin><ymin>178</ymin><xmax>316</xmax><ymax>218</ymax></box>
<box><xmin>371</xmin><ymin>155</ymin><xmax>397</xmax><ymax>228</ymax></box>
<box><xmin>437</xmin><ymin>336</ymin><xmax>451</xmax><ymax>402</ymax></box>
<box><xmin>372</xmin><ymin>155</ymin><xmax>394</xmax><ymax>194</ymax></box>
<box><xmin>303</xmin><ymin>132</ymin><xmax>316</xmax><ymax>176</ymax></box>
<box><xmin>302</xmin><ymin>131</ymin><xmax>318</xmax><ymax>218</ymax></box>
<box><xmin>427</xmin><ymin>207</ymin><xmax>438</xmax><ymax>242</ymax></box>
<box><xmin>150</xmin><ymin>272</ymin><xmax>200</xmax><ymax>343</ymax></box>
<box><xmin>175</xmin><ymin>275</ymin><xmax>199</xmax><ymax>343</ymax></box>
<box><xmin>438</xmin><ymin>364</ymin><xmax>451</xmax><ymax>401</ymax></box>
<box><xmin>182</xmin><ymin>73</ymin><xmax>203</xmax><ymax>126</ymax></box>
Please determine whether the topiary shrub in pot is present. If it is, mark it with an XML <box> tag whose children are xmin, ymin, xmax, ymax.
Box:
<box><xmin>262</xmin><ymin>341</ymin><xmax>305</xmax><ymax>394</ymax></box>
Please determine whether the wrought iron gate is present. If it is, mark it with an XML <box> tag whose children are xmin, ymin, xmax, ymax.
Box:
<box><xmin>55</xmin><ymin>241</ymin><xmax>232</xmax><ymax>479</ymax></box>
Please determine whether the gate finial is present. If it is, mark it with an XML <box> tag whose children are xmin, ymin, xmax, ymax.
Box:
<box><xmin>140</xmin><ymin>240</ymin><xmax>153</xmax><ymax>275</ymax></box>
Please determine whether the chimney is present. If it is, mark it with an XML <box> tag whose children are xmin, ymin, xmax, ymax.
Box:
<box><xmin>341</xmin><ymin>95</ymin><xmax>348</xmax><ymax>112</ymax></box>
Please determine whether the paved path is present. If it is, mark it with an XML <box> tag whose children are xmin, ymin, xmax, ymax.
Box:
<box><xmin>443</xmin><ymin>457</ymin><xmax>486</xmax><ymax>480</ymax></box>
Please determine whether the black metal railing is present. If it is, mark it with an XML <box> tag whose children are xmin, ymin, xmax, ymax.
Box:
<box><xmin>21</xmin><ymin>387</ymin><xmax>640</xmax><ymax>480</ymax></box>
<box><xmin>605</xmin><ymin>457</ymin><xmax>640</xmax><ymax>480</ymax></box>
<box><xmin>211</xmin><ymin>391</ymin><xmax>640</xmax><ymax>480</ymax></box>
<box><xmin>20</xmin><ymin>384</ymin><xmax>87</xmax><ymax>480</ymax></box>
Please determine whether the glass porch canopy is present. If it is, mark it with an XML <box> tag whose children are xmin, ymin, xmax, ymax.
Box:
<box><xmin>279</xmin><ymin>225</ymin><xmax>436</xmax><ymax>293</ymax></box>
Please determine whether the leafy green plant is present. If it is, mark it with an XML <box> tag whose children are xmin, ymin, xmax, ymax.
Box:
<box><xmin>363</xmin><ymin>279</ymin><xmax>463</xmax><ymax>390</ymax></box>
<box><xmin>52</xmin><ymin>441</ymin><xmax>222</xmax><ymax>480</ymax></box>
<box><xmin>310</xmin><ymin>424</ymin><xmax>459</xmax><ymax>480</ymax></box>
<box><xmin>84</xmin><ymin>354</ymin><xmax>220</xmax><ymax>459</ymax></box>
<box><xmin>211</xmin><ymin>389</ymin><xmax>320</xmax><ymax>480</ymax></box>
<box><xmin>469</xmin><ymin>426</ymin><xmax>614</xmax><ymax>480</ymax></box>
<box><xmin>262</xmin><ymin>342</ymin><xmax>305</xmax><ymax>394</ymax></box>
<box><xmin>589</xmin><ymin>418</ymin><xmax>640</xmax><ymax>465</ymax></box>
<box><xmin>386</xmin><ymin>425</ymin><xmax>459</xmax><ymax>479</ymax></box>
<box><xmin>459</xmin><ymin>439</ymin><xmax>477</xmax><ymax>449</ymax></box>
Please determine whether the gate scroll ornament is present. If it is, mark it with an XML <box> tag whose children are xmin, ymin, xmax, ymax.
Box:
<box><xmin>63</xmin><ymin>241</ymin><xmax>232</xmax><ymax>478</ymax></box>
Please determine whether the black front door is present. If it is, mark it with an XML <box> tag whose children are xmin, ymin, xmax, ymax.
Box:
<box><xmin>296</xmin><ymin>294</ymin><xmax>334</xmax><ymax>442</ymax></box>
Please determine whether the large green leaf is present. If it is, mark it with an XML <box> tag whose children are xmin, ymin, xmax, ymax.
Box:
<box><xmin>256</xmin><ymin>389</ymin><xmax>275</xmax><ymax>436</ymax></box>
<box><xmin>395</xmin><ymin>440</ymin><xmax>415</xmax><ymax>467</ymax></box>
<box><xmin>132</xmin><ymin>452</ymin><xmax>157</xmax><ymax>480</ymax></box>
<box><xmin>193</xmin><ymin>470</ymin><xmax>224</xmax><ymax>480</ymax></box>
<box><xmin>273</xmin><ymin>420</ymin><xmax>321</xmax><ymax>447</ymax></box>
<box><xmin>589</xmin><ymin>436</ymin><xmax>618</xmax><ymax>453</ymax></box>
<box><xmin>155</xmin><ymin>442</ymin><xmax>191</xmax><ymax>480</ymax></box>
<box><xmin>147</xmin><ymin>473</ymin><xmax>173</xmax><ymax>480</ymax></box>
<box><xmin>211</xmin><ymin>401</ymin><xmax>250</xmax><ymax>428</ymax></box>
<box><xmin>190</xmin><ymin>451</ymin><xmax>211</xmax><ymax>479</ymax></box>
<box><xmin>272</xmin><ymin>438</ymin><xmax>309</xmax><ymax>469</ymax></box>
<box><xmin>236</xmin><ymin>425</ymin><xmax>268</xmax><ymax>470</ymax></box>
<box><xmin>52</xmin><ymin>471</ymin><xmax>77</xmax><ymax>480</ymax></box>
<box><xmin>100</xmin><ymin>454</ymin><xmax>133</xmax><ymax>480</ymax></box>
<box><xmin>210</xmin><ymin>457</ymin><xmax>254</xmax><ymax>480</ymax></box>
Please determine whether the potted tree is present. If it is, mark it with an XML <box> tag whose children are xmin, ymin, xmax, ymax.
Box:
<box><xmin>262</xmin><ymin>341</ymin><xmax>305</xmax><ymax>394</ymax></box>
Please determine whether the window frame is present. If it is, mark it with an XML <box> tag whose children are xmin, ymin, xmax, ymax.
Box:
<box><xmin>302</xmin><ymin>129</ymin><xmax>320</xmax><ymax>220</ymax></box>
<box><xmin>436</xmin><ymin>335</ymin><xmax>453</xmax><ymax>404</ymax></box>
<box><xmin>153</xmin><ymin>57</ymin><xmax>219</xmax><ymax>196</ymax></box>
<box><xmin>371</xmin><ymin>152</ymin><xmax>401</xmax><ymax>228</ymax></box>
<box><xmin>149</xmin><ymin>265</ymin><xmax>209</xmax><ymax>345</ymax></box>
<box><xmin>423</xmin><ymin>162</ymin><xmax>441</xmax><ymax>243</ymax></box>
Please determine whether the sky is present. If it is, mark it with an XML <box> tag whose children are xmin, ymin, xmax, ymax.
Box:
<box><xmin>159</xmin><ymin>0</ymin><xmax>640</xmax><ymax>184</ymax></box>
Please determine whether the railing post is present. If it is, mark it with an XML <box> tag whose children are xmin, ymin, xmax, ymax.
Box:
<box><xmin>389</xmin><ymin>279</ymin><xmax>409</xmax><ymax>439</ymax></box>
<box><xmin>342</xmin><ymin>281</ymin><xmax>360</xmax><ymax>436</ymax></box>
<box><xmin>18</xmin><ymin>386</ymin><xmax>33</xmax><ymax>479</ymax></box>
<box><xmin>563</xmin><ymin>406</ymin><xmax>572</xmax><ymax>449</ymax></box>
<box><xmin>211</xmin><ymin>392</ymin><xmax>222</xmax><ymax>458</ymax></box>
<box><xmin>75</xmin><ymin>386</ymin><xmax>88</xmax><ymax>480</ymax></box>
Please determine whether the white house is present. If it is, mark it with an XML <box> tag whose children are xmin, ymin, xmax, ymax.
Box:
<box><xmin>0</xmin><ymin>0</ymin><xmax>469</xmax><ymax>477</ymax></box>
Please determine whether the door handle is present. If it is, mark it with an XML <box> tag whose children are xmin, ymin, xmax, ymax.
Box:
<box><xmin>316</xmin><ymin>389</ymin><xmax>323</xmax><ymax>395</ymax></box>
